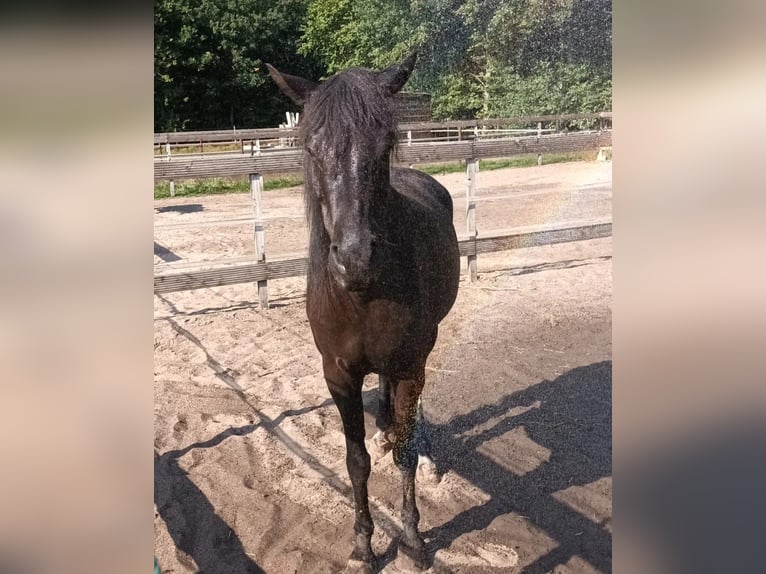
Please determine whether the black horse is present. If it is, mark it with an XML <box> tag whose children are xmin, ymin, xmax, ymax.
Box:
<box><xmin>267</xmin><ymin>53</ymin><xmax>460</xmax><ymax>572</ymax></box>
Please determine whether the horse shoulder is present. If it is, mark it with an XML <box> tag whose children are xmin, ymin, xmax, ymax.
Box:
<box><xmin>390</xmin><ymin>167</ymin><xmax>453</xmax><ymax>218</ymax></box>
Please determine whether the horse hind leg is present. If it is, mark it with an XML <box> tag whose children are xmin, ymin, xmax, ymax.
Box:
<box><xmin>414</xmin><ymin>397</ymin><xmax>441</xmax><ymax>485</ymax></box>
<box><xmin>391</xmin><ymin>372</ymin><xmax>429</xmax><ymax>570</ymax></box>
<box><xmin>414</xmin><ymin>327</ymin><xmax>441</xmax><ymax>485</ymax></box>
<box><xmin>369</xmin><ymin>374</ymin><xmax>395</xmax><ymax>461</ymax></box>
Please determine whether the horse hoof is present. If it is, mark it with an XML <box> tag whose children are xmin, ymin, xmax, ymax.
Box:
<box><xmin>416</xmin><ymin>459</ymin><xmax>441</xmax><ymax>486</ymax></box>
<box><xmin>345</xmin><ymin>558</ymin><xmax>375</xmax><ymax>574</ymax></box>
<box><xmin>396</xmin><ymin>539</ymin><xmax>428</xmax><ymax>571</ymax></box>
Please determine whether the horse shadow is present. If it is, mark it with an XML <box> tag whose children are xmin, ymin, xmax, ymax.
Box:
<box><xmin>154</xmin><ymin>425</ymin><xmax>265</xmax><ymax>574</ymax></box>
<box><xmin>363</xmin><ymin>361</ymin><xmax>612</xmax><ymax>572</ymax></box>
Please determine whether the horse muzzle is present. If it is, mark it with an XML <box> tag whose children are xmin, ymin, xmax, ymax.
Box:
<box><xmin>330</xmin><ymin>242</ymin><xmax>374</xmax><ymax>292</ymax></box>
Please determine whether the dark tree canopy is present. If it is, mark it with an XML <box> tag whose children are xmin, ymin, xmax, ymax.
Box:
<box><xmin>155</xmin><ymin>0</ymin><xmax>322</xmax><ymax>131</ymax></box>
<box><xmin>154</xmin><ymin>0</ymin><xmax>611</xmax><ymax>131</ymax></box>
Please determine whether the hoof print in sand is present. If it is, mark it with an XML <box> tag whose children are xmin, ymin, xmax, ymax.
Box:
<box><xmin>436</xmin><ymin>542</ymin><xmax>519</xmax><ymax>570</ymax></box>
<box><xmin>172</xmin><ymin>415</ymin><xmax>188</xmax><ymax>440</ymax></box>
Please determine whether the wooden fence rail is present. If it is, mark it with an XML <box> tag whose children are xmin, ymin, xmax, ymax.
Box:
<box><xmin>155</xmin><ymin>130</ymin><xmax>612</xmax><ymax>182</ymax></box>
<box><xmin>154</xmin><ymin>218</ymin><xmax>612</xmax><ymax>295</ymax></box>
<box><xmin>154</xmin><ymin>112</ymin><xmax>612</xmax><ymax>145</ymax></box>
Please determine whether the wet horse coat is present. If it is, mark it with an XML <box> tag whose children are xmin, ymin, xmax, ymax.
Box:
<box><xmin>267</xmin><ymin>53</ymin><xmax>459</xmax><ymax>571</ymax></box>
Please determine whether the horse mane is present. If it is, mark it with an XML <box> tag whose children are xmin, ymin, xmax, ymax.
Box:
<box><xmin>299</xmin><ymin>68</ymin><xmax>400</xmax><ymax>291</ymax></box>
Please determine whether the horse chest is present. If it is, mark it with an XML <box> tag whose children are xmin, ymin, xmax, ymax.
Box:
<box><xmin>309</xmin><ymin>296</ymin><xmax>421</xmax><ymax>373</ymax></box>
<box><xmin>361</xmin><ymin>301</ymin><xmax>412</xmax><ymax>357</ymax></box>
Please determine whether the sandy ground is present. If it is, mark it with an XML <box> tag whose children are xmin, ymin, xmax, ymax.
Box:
<box><xmin>154</xmin><ymin>161</ymin><xmax>612</xmax><ymax>573</ymax></box>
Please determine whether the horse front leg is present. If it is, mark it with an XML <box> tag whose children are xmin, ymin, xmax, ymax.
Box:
<box><xmin>392</xmin><ymin>370</ymin><xmax>428</xmax><ymax>570</ymax></box>
<box><xmin>325</xmin><ymin>366</ymin><xmax>376</xmax><ymax>573</ymax></box>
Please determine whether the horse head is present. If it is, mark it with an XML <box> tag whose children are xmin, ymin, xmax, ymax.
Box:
<box><xmin>268</xmin><ymin>53</ymin><xmax>417</xmax><ymax>292</ymax></box>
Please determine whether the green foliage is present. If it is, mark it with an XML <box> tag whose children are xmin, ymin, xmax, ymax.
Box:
<box><xmin>155</xmin><ymin>0</ymin><xmax>321</xmax><ymax>131</ymax></box>
<box><xmin>155</xmin><ymin>0</ymin><xmax>611</xmax><ymax>129</ymax></box>
<box><xmin>431</xmin><ymin>72</ymin><xmax>483</xmax><ymax>119</ymax></box>
<box><xmin>299</xmin><ymin>0</ymin><xmax>409</xmax><ymax>73</ymax></box>
<box><xmin>430</xmin><ymin>0</ymin><xmax>611</xmax><ymax>119</ymax></box>
<box><xmin>488</xmin><ymin>62</ymin><xmax>612</xmax><ymax>118</ymax></box>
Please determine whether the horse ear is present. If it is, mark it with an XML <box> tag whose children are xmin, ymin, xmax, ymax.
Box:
<box><xmin>377</xmin><ymin>51</ymin><xmax>417</xmax><ymax>96</ymax></box>
<box><xmin>266</xmin><ymin>64</ymin><xmax>318</xmax><ymax>106</ymax></box>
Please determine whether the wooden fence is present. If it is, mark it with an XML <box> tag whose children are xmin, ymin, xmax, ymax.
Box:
<box><xmin>155</xmin><ymin>130</ymin><xmax>612</xmax><ymax>181</ymax></box>
<box><xmin>154</xmin><ymin>219</ymin><xmax>611</xmax><ymax>295</ymax></box>
<box><xmin>154</xmin><ymin>111</ymin><xmax>612</xmax><ymax>147</ymax></box>
<box><xmin>154</xmin><ymin>126</ymin><xmax>612</xmax><ymax>305</ymax></box>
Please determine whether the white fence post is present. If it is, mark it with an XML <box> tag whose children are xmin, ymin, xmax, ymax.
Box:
<box><xmin>466</xmin><ymin>158</ymin><xmax>478</xmax><ymax>282</ymax></box>
<box><xmin>250</xmin><ymin>173</ymin><xmax>269</xmax><ymax>309</ymax></box>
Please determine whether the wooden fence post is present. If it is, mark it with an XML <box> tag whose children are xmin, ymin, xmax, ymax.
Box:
<box><xmin>466</xmin><ymin>158</ymin><xmax>478</xmax><ymax>282</ymax></box>
<box><xmin>165</xmin><ymin>141</ymin><xmax>171</xmax><ymax>159</ymax></box>
<box><xmin>250</xmin><ymin>173</ymin><xmax>269</xmax><ymax>308</ymax></box>
<box><xmin>169</xmin><ymin>179</ymin><xmax>175</xmax><ymax>198</ymax></box>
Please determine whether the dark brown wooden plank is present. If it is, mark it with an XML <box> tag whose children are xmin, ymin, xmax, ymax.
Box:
<box><xmin>154</xmin><ymin>219</ymin><xmax>611</xmax><ymax>293</ymax></box>
<box><xmin>155</xmin><ymin>112</ymin><xmax>612</xmax><ymax>145</ymax></box>
<box><xmin>154</xmin><ymin>130</ymin><xmax>612</xmax><ymax>181</ymax></box>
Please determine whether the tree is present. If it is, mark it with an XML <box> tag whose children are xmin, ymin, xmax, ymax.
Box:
<box><xmin>155</xmin><ymin>0</ymin><xmax>612</xmax><ymax>128</ymax></box>
<box><xmin>429</xmin><ymin>0</ymin><xmax>611</xmax><ymax>119</ymax></box>
<box><xmin>155</xmin><ymin>0</ymin><xmax>321</xmax><ymax>131</ymax></box>
<box><xmin>299</xmin><ymin>0</ymin><xmax>469</xmax><ymax>90</ymax></box>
